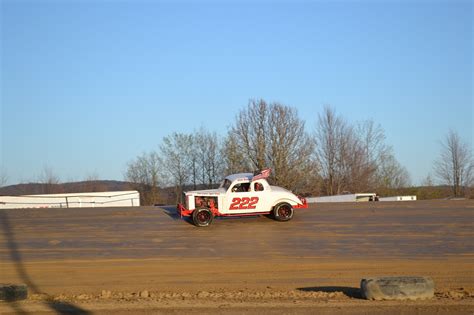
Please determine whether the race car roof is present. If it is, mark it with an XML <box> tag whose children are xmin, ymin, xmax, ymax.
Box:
<box><xmin>225</xmin><ymin>173</ymin><xmax>254</xmax><ymax>182</ymax></box>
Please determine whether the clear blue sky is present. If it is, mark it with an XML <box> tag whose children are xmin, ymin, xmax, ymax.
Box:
<box><xmin>1</xmin><ymin>0</ymin><xmax>472</xmax><ymax>186</ymax></box>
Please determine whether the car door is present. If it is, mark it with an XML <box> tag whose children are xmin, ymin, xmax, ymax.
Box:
<box><xmin>224</xmin><ymin>181</ymin><xmax>269</xmax><ymax>214</ymax></box>
<box><xmin>249</xmin><ymin>180</ymin><xmax>272</xmax><ymax>213</ymax></box>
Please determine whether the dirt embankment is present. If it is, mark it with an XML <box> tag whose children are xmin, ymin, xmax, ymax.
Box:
<box><xmin>1</xmin><ymin>200</ymin><xmax>473</xmax><ymax>314</ymax></box>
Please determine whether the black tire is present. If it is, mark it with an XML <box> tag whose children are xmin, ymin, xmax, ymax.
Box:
<box><xmin>192</xmin><ymin>208</ymin><xmax>214</xmax><ymax>227</ymax></box>
<box><xmin>273</xmin><ymin>202</ymin><xmax>294</xmax><ymax>222</ymax></box>
<box><xmin>0</xmin><ymin>284</ymin><xmax>28</xmax><ymax>301</ymax></box>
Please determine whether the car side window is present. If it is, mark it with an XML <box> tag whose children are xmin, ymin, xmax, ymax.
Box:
<box><xmin>254</xmin><ymin>182</ymin><xmax>264</xmax><ymax>191</ymax></box>
<box><xmin>231</xmin><ymin>183</ymin><xmax>250</xmax><ymax>193</ymax></box>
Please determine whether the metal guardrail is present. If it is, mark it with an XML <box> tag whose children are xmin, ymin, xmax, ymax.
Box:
<box><xmin>0</xmin><ymin>191</ymin><xmax>140</xmax><ymax>208</ymax></box>
<box><xmin>15</xmin><ymin>191</ymin><xmax>138</xmax><ymax>199</ymax></box>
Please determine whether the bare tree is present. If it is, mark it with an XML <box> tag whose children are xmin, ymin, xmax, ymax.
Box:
<box><xmin>376</xmin><ymin>149</ymin><xmax>411</xmax><ymax>189</ymax></box>
<box><xmin>315</xmin><ymin>106</ymin><xmax>353</xmax><ymax>195</ymax></box>
<box><xmin>195</xmin><ymin>128</ymin><xmax>223</xmax><ymax>187</ymax></box>
<box><xmin>84</xmin><ymin>172</ymin><xmax>100</xmax><ymax>182</ymax></box>
<box><xmin>356</xmin><ymin>121</ymin><xmax>412</xmax><ymax>192</ymax></box>
<box><xmin>421</xmin><ymin>173</ymin><xmax>435</xmax><ymax>187</ymax></box>
<box><xmin>355</xmin><ymin>120</ymin><xmax>388</xmax><ymax>189</ymax></box>
<box><xmin>315</xmin><ymin>107</ymin><xmax>410</xmax><ymax>195</ymax></box>
<box><xmin>125</xmin><ymin>151</ymin><xmax>162</xmax><ymax>205</ymax></box>
<box><xmin>232</xmin><ymin>99</ymin><xmax>269</xmax><ymax>170</ymax></box>
<box><xmin>266</xmin><ymin>102</ymin><xmax>316</xmax><ymax>192</ymax></box>
<box><xmin>340</xmin><ymin>133</ymin><xmax>373</xmax><ymax>193</ymax></box>
<box><xmin>356</xmin><ymin>120</ymin><xmax>388</xmax><ymax>164</ymax></box>
<box><xmin>229</xmin><ymin>99</ymin><xmax>315</xmax><ymax>192</ymax></box>
<box><xmin>205</xmin><ymin>132</ymin><xmax>223</xmax><ymax>186</ymax></box>
<box><xmin>0</xmin><ymin>169</ymin><xmax>8</xmax><ymax>188</ymax></box>
<box><xmin>38</xmin><ymin>166</ymin><xmax>61</xmax><ymax>194</ymax></box>
<box><xmin>160</xmin><ymin>132</ymin><xmax>193</xmax><ymax>203</ymax></box>
<box><xmin>188</xmin><ymin>141</ymin><xmax>199</xmax><ymax>191</ymax></box>
<box><xmin>434</xmin><ymin>130</ymin><xmax>473</xmax><ymax>197</ymax></box>
<box><xmin>222</xmin><ymin>132</ymin><xmax>248</xmax><ymax>175</ymax></box>
<box><xmin>81</xmin><ymin>172</ymin><xmax>107</xmax><ymax>192</ymax></box>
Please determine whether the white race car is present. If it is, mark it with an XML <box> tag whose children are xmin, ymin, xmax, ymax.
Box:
<box><xmin>177</xmin><ymin>169</ymin><xmax>307</xmax><ymax>227</ymax></box>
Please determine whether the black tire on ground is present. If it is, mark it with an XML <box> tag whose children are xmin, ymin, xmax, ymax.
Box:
<box><xmin>273</xmin><ymin>203</ymin><xmax>294</xmax><ymax>222</ymax></box>
<box><xmin>361</xmin><ymin>276</ymin><xmax>435</xmax><ymax>300</ymax></box>
<box><xmin>192</xmin><ymin>208</ymin><xmax>214</xmax><ymax>227</ymax></box>
<box><xmin>0</xmin><ymin>284</ymin><xmax>28</xmax><ymax>301</ymax></box>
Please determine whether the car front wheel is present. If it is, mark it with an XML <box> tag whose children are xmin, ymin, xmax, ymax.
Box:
<box><xmin>273</xmin><ymin>203</ymin><xmax>294</xmax><ymax>222</ymax></box>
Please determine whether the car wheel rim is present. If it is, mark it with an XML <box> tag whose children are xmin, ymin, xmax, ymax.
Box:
<box><xmin>198</xmin><ymin>211</ymin><xmax>210</xmax><ymax>223</ymax></box>
<box><xmin>278</xmin><ymin>206</ymin><xmax>291</xmax><ymax>218</ymax></box>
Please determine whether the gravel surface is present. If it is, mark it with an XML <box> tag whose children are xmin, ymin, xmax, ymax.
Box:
<box><xmin>1</xmin><ymin>200</ymin><xmax>473</xmax><ymax>314</ymax></box>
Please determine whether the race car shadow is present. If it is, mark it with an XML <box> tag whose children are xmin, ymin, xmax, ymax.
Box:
<box><xmin>161</xmin><ymin>206</ymin><xmax>197</xmax><ymax>226</ymax></box>
<box><xmin>163</xmin><ymin>206</ymin><xmax>276</xmax><ymax>226</ymax></box>
<box><xmin>297</xmin><ymin>286</ymin><xmax>363</xmax><ymax>299</ymax></box>
<box><xmin>161</xmin><ymin>206</ymin><xmax>181</xmax><ymax>220</ymax></box>
<box><xmin>0</xmin><ymin>210</ymin><xmax>92</xmax><ymax>314</ymax></box>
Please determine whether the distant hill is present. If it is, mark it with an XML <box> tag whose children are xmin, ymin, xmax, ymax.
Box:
<box><xmin>0</xmin><ymin>180</ymin><xmax>134</xmax><ymax>196</ymax></box>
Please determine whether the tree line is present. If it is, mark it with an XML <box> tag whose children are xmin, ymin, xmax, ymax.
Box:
<box><xmin>124</xmin><ymin>100</ymin><xmax>473</xmax><ymax>205</ymax></box>
<box><xmin>1</xmin><ymin>100</ymin><xmax>471</xmax><ymax>203</ymax></box>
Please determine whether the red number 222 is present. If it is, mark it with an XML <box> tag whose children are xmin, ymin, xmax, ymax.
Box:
<box><xmin>229</xmin><ymin>197</ymin><xmax>259</xmax><ymax>210</ymax></box>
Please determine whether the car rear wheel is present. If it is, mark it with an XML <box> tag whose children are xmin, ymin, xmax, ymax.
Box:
<box><xmin>273</xmin><ymin>203</ymin><xmax>294</xmax><ymax>222</ymax></box>
<box><xmin>192</xmin><ymin>208</ymin><xmax>213</xmax><ymax>227</ymax></box>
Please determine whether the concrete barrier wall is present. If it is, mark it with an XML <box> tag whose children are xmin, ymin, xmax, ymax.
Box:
<box><xmin>379</xmin><ymin>196</ymin><xmax>417</xmax><ymax>201</ymax></box>
<box><xmin>0</xmin><ymin>191</ymin><xmax>140</xmax><ymax>209</ymax></box>
<box><xmin>307</xmin><ymin>194</ymin><xmax>417</xmax><ymax>203</ymax></box>
<box><xmin>307</xmin><ymin>193</ymin><xmax>376</xmax><ymax>203</ymax></box>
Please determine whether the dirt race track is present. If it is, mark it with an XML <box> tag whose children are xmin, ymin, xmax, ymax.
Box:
<box><xmin>1</xmin><ymin>200</ymin><xmax>473</xmax><ymax>314</ymax></box>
